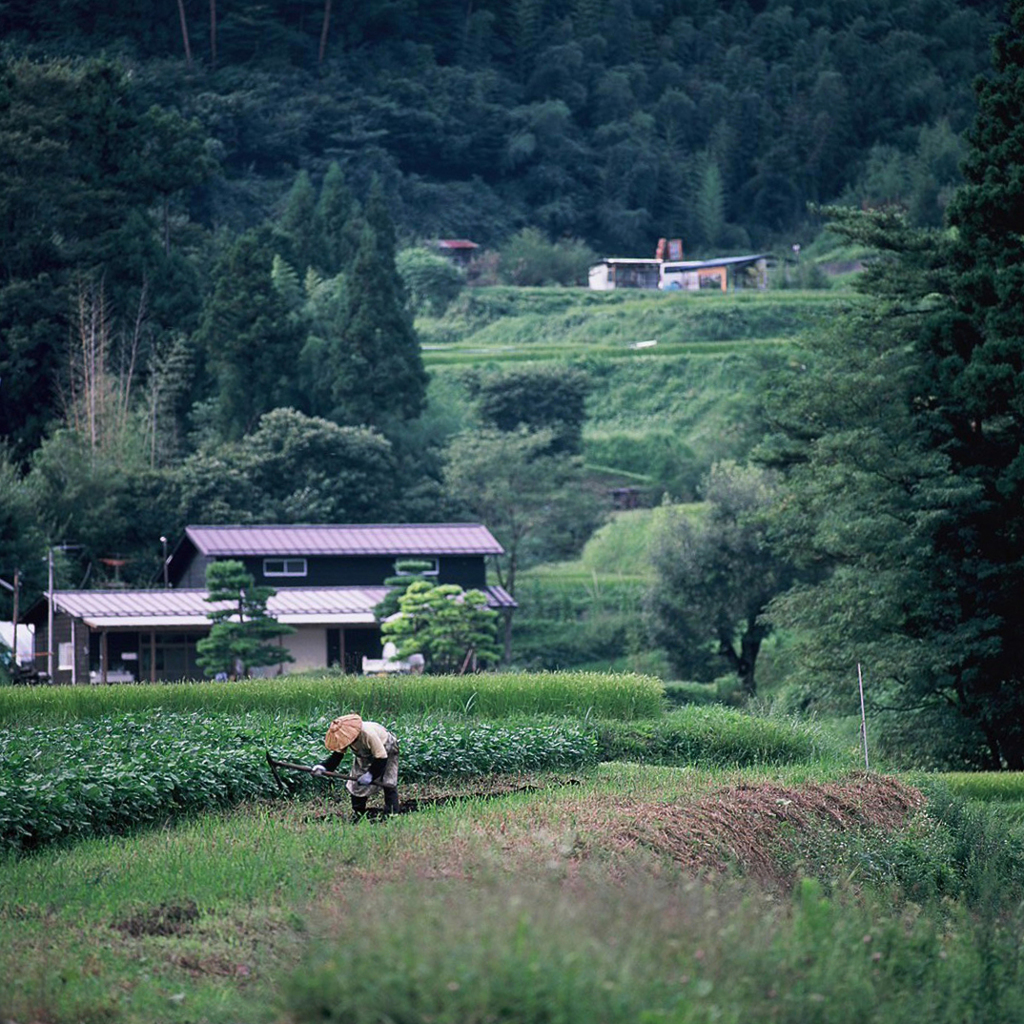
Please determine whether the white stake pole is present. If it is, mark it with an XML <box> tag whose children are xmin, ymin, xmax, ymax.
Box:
<box><xmin>857</xmin><ymin>662</ymin><xmax>869</xmax><ymax>770</ymax></box>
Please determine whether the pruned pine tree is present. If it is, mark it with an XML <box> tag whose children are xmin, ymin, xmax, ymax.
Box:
<box><xmin>374</xmin><ymin>559</ymin><xmax>437</xmax><ymax>621</ymax></box>
<box><xmin>382</xmin><ymin>580</ymin><xmax>500</xmax><ymax>675</ymax></box>
<box><xmin>195</xmin><ymin>560</ymin><xmax>294</xmax><ymax>679</ymax></box>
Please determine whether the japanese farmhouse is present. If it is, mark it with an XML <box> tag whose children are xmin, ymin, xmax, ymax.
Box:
<box><xmin>25</xmin><ymin>523</ymin><xmax>515</xmax><ymax>684</ymax></box>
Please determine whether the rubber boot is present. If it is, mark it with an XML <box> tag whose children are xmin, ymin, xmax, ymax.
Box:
<box><xmin>382</xmin><ymin>787</ymin><xmax>400</xmax><ymax>816</ymax></box>
<box><xmin>350</xmin><ymin>795</ymin><xmax>368</xmax><ymax>823</ymax></box>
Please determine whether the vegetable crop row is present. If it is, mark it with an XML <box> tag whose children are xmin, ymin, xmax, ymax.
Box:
<box><xmin>0</xmin><ymin>712</ymin><xmax>599</xmax><ymax>854</ymax></box>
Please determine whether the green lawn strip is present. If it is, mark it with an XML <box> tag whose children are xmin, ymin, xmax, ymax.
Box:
<box><xmin>930</xmin><ymin>771</ymin><xmax>1024</xmax><ymax>802</ymax></box>
<box><xmin>0</xmin><ymin>671</ymin><xmax>665</xmax><ymax>725</ymax></box>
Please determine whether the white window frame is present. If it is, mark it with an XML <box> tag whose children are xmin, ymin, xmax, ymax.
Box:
<box><xmin>263</xmin><ymin>557</ymin><xmax>308</xmax><ymax>577</ymax></box>
<box><xmin>395</xmin><ymin>557</ymin><xmax>439</xmax><ymax>576</ymax></box>
<box><xmin>58</xmin><ymin>641</ymin><xmax>74</xmax><ymax>670</ymax></box>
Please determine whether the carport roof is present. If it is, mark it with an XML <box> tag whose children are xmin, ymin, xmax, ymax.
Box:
<box><xmin>40</xmin><ymin>584</ymin><xmax>516</xmax><ymax>629</ymax></box>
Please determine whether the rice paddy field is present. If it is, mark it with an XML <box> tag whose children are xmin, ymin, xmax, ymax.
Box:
<box><xmin>3</xmin><ymin>672</ymin><xmax>1024</xmax><ymax>1024</ymax></box>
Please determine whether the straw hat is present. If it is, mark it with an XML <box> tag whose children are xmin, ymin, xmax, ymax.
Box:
<box><xmin>325</xmin><ymin>713</ymin><xmax>363</xmax><ymax>752</ymax></box>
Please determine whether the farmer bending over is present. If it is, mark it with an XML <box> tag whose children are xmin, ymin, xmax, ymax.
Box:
<box><xmin>312</xmin><ymin>713</ymin><xmax>400</xmax><ymax>819</ymax></box>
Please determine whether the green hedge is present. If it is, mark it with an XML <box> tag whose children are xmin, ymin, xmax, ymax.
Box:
<box><xmin>595</xmin><ymin>706</ymin><xmax>834</xmax><ymax>767</ymax></box>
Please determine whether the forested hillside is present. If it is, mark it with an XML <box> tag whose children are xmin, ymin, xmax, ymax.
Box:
<box><xmin>2</xmin><ymin>0</ymin><xmax>1001</xmax><ymax>250</ymax></box>
<box><xmin>0</xmin><ymin>0</ymin><xmax>1010</xmax><ymax>662</ymax></box>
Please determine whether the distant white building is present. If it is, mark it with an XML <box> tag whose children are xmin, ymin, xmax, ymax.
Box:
<box><xmin>589</xmin><ymin>253</ymin><xmax>772</xmax><ymax>292</ymax></box>
<box><xmin>588</xmin><ymin>258</ymin><xmax>662</xmax><ymax>290</ymax></box>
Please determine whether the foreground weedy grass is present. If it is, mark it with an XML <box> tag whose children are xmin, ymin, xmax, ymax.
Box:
<box><xmin>4</xmin><ymin>677</ymin><xmax>1023</xmax><ymax>1023</ymax></box>
<box><xmin>3</xmin><ymin>763</ymin><xmax>1024</xmax><ymax>1024</ymax></box>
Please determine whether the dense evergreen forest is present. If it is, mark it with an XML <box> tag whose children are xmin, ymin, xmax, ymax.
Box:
<box><xmin>0</xmin><ymin>0</ymin><xmax>1015</xmax><ymax>714</ymax></box>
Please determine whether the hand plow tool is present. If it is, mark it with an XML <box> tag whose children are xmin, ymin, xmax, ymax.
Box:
<box><xmin>265</xmin><ymin>751</ymin><xmax>389</xmax><ymax>792</ymax></box>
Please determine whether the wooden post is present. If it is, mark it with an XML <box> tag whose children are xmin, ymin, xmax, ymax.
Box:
<box><xmin>857</xmin><ymin>663</ymin><xmax>869</xmax><ymax>770</ymax></box>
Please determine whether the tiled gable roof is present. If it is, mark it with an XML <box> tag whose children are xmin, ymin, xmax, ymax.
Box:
<box><xmin>184</xmin><ymin>523</ymin><xmax>504</xmax><ymax>557</ymax></box>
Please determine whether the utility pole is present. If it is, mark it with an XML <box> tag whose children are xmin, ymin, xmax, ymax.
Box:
<box><xmin>46</xmin><ymin>544</ymin><xmax>81</xmax><ymax>682</ymax></box>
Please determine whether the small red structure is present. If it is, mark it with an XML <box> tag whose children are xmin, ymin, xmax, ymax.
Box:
<box><xmin>434</xmin><ymin>239</ymin><xmax>480</xmax><ymax>266</ymax></box>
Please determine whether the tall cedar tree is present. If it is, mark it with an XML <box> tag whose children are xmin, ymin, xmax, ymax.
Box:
<box><xmin>278</xmin><ymin>169</ymin><xmax>318</xmax><ymax>276</ymax></box>
<box><xmin>918</xmin><ymin>0</ymin><xmax>1024</xmax><ymax>767</ymax></box>
<box><xmin>328</xmin><ymin>182</ymin><xmax>427</xmax><ymax>430</ymax></box>
<box><xmin>756</xmin><ymin>213</ymin><xmax>982</xmax><ymax>766</ymax></box>
<box><xmin>313</xmin><ymin>162</ymin><xmax>360</xmax><ymax>276</ymax></box>
<box><xmin>195</xmin><ymin>227</ymin><xmax>307</xmax><ymax>441</ymax></box>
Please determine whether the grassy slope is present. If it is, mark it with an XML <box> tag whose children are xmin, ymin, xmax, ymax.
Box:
<box><xmin>512</xmin><ymin>506</ymin><xmax>705</xmax><ymax>676</ymax></box>
<box><xmin>421</xmin><ymin>287</ymin><xmax>857</xmax><ymax>499</ymax></box>
<box><xmin>4</xmin><ymin>763</ymin><xmax>1024</xmax><ymax>1024</ymax></box>
<box><xmin>420</xmin><ymin>286</ymin><xmax>862</xmax><ymax>677</ymax></box>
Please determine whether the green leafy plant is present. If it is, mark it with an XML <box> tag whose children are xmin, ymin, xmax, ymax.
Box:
<box><xmin>0</xmin><ymin>711</ymin><xmax>600</xmax><ymax>853</ymax></box>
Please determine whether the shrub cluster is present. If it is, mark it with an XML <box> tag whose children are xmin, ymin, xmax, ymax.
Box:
<box><xmin>596</xmin><ymin>706</ymin><xmax>832</xmax><ymax>767</ymax></box>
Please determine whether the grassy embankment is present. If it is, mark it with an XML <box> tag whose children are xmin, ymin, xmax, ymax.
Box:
<box><xmin>418</xmin><ymin>287</ymin><xmax>859</xmax><ymax>676</ymax></box>
<box><xmin>419</xmin><ymin>286</ymin><xmax>854</xmax><ymax>498</ymax></box>
<box><xmin>3</xmin><ymin>674</ymin><xmax>1024</xmax><ymax>1024</ymax></box>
